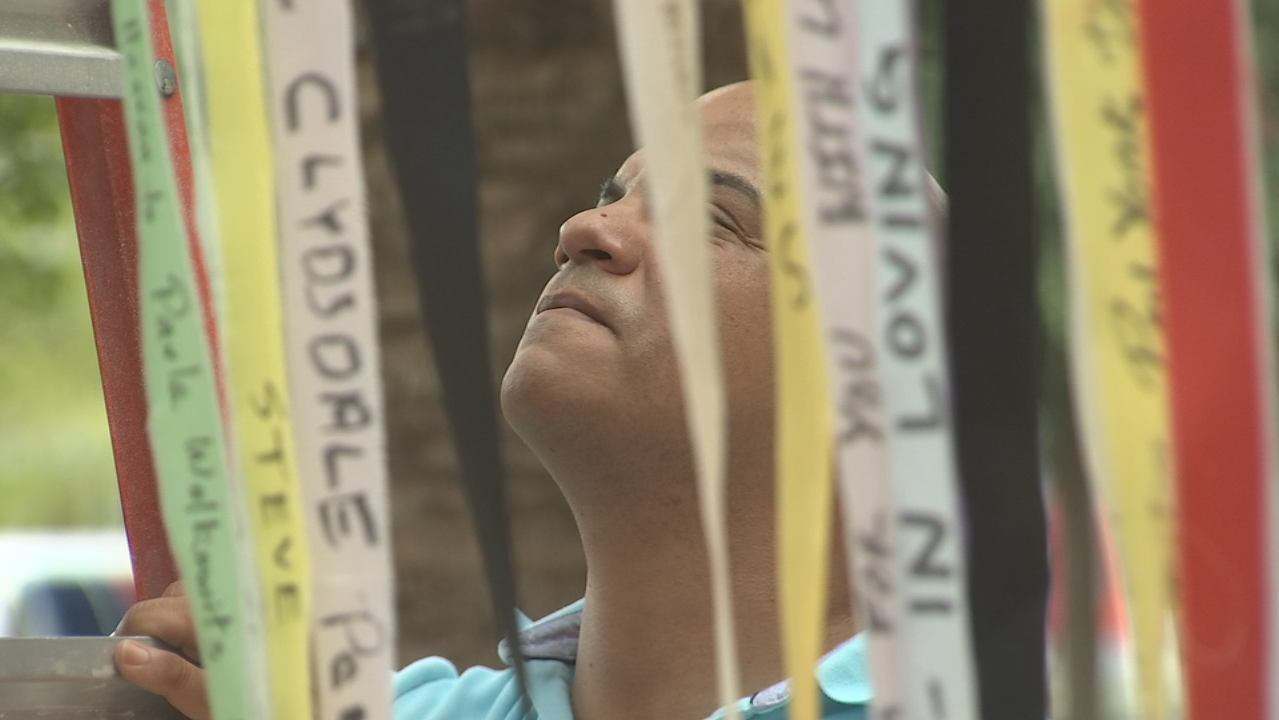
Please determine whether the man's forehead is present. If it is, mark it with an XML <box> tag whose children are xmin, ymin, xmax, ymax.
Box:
<box><xmin>616</xmin><ymin>81</ymin><xmax>759</xmax><ymax>183</ymax></box>
<box><xmin>697</xmin><ymin>81</ymin><xmax>756</xmax><ymax>128</ymax></box>
<box><xmin>698</xmin><ymin>81</ymin><xmax>758</xmax><ymax>173</ymax></box>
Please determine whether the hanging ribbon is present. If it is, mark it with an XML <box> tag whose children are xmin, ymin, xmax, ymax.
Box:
<box><xmin>1041</xmin><ymin>1</ymin><xmax>1175</xmax><ymax>715</ymax></box>
<box><xmin>741</xmin><ymin>4</ymin><xmax>838</xmax><ymax>719</ymax></box>
<box><xmin>778</xmin><ymin>0</ymin><xmax>902</xmax><ymax>711</ymax></box>
<box><xmin>194</xmin><ymin>0</ymin><xmax>316</xmax><ymax>716</ymax></box>
<box><xmin>609</xmin><ymin>2</ymin><xmax>740</xmax><ymax>716</ymax></box>
<box><xmin>1137</xmin><ymin>1</ymin><xmax>1278</xmax><ymax>716</ymax></box>
<box><xmin>113</xmin><ymin>1</ymin><xmax>266</xmax><ymax>717</ymax></box>
<box><xmin>262</xmin><ymin>0</ymin><xmax>398</xmax><ymax>717</ymax></box>
<box><xmin>163</xmin><ymin>0</ymin><xmax>223</xmax><ymax>321</ymax></box>
<box><xmin>855</xmin><ymin>2</ymin><xmax>980</xmax><ymax>718</ymax></box>
<box><xmin>944</xmin><ymin>0</ymin><xmax>1050</xmax><ymax>717</ymax></box>
<box><xmin>364</xmin><ymin>0</ymin><xmax>529</xmax><ymax>700</ymax></box>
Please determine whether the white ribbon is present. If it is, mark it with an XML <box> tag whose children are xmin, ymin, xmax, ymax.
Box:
<box><xmin>782</xmin><ymin>0</ymin><xmax>902</xmax><ymax>712</ymax></box>
<box><xmin>262</xmin><ymin>1</ymin><xmax>397</xmax><ymax>718</ymax></box>
<box><xmin>855</xmin><ymin>2</ymin><xmax>979</xmax><ymax>717</ymax></box>
<box><xmin>611</xmin><ymin>2</ymin><xmax>740</xmax><ymax>717</ymax></box>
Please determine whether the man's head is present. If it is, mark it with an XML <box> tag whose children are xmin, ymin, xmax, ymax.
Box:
<box><xmin>500</xmin><ymin>81</ymin><xmax>775</xmax><ymax>504</ymax></box>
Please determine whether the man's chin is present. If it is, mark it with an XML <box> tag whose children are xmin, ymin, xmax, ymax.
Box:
<box><xmin>499</xmin><ymin>342</ymin><xmax>611</xmax><ymax>427</ymax></box>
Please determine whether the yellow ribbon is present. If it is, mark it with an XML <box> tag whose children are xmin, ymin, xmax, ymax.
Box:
<box><xmin>1042</xmin><ymin>2</ymin><xmax>1174</xmax><ymax>715</ymax></box>
<box><xmin>742</xmin><ymin>3</ymin><xmax>836</xmax><ymax>719</ymax></box>
<box><xmin>195</xmin><ymin>1</ymin><xmax>314</xmax><ymax>716</ymax></box>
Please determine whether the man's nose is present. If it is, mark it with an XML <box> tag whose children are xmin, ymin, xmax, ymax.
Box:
<box><xmin>554</xmin><ymin>206</ymin><xmax>642</xmax><ymax>275</ymax></box>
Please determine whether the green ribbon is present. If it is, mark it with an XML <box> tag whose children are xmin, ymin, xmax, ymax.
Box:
<box><xmin>112</xmin><ymin>2</ymin><xmax>264</xmax><ymax>717</ymax></box>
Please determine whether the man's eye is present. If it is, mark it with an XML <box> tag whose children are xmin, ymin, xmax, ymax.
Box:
<box><xmin>711</xmin><ymin>207</ymin><xmax>746</xmax><ymax>233</ymax></box>
<box><xmin>708</xmin><ymin>211</ymin><xmax>745</xmax><ymax>245</ymax></box>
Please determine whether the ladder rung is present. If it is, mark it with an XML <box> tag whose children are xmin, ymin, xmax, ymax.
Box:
<box><xmin>0</xmin><ymin>636</ymin><xmax>185</xmax><ymax>717</ymax></box>
<box><xmin>0</xmin><ymin>0</ymin><xmax>120</xmax><ymax>98</ymax></box>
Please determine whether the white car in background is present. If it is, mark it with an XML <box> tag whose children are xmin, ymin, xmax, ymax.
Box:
<box><xmin>0</xmin><ymin>530</ymin><xmax>135</xmax><ymax>637</ymax></box>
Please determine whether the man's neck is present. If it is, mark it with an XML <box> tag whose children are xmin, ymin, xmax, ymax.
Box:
<box><xmin>560</xmin><ymin>463</ymin><xmax>856</xmax><ymax>720</ymax></box>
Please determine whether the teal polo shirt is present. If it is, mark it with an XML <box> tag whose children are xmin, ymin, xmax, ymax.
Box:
<box><xmin>394</xmin><ymin>599</ymin><xmax>870</xmax><ymax>719</ymax></box>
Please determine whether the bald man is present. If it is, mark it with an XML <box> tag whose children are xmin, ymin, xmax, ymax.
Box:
<box><xmin>115</xmin><ymin>82</ymin><xmax>871</xmax><ymax>720</ymax></box>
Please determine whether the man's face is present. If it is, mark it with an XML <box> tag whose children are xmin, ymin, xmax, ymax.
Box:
<box><xmin>501</xmin><ymin>83</ymin><xmax>774</xmax><ymax>456</ymax></box>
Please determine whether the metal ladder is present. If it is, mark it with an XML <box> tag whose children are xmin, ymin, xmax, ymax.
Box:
<box><xmin>1</xmin><ymin>2</ymin><xmax>185</xmax><ymax>715</ymax></box>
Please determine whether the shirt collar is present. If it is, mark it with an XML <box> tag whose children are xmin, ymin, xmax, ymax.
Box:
<box><xmin>748</xmin><ymin>633</ymin><xmax>872</xmax><ymax>710</ymax></box>
<box><xmin>497</xmin><ymin>599</ymin><xmax>870</xmax><ymax>709</ymax></box>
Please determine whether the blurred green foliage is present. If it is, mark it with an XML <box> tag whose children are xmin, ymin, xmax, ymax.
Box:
<box><xmin>0</xmin><ymin>93</ymin><xmax>120</xmax><ymax>528</ymax></box>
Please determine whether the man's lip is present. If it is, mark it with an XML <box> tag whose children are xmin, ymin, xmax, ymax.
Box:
<box><xmin>536</xmin><ymin>292</ymin><xmax>611</xmax><ymax>329</ymax></box>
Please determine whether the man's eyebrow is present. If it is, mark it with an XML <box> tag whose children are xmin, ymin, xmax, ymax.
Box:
<box><xmin>709</xmin><ymin>170</ymin><xmax>761</xmax><ymax>208</ymax></box>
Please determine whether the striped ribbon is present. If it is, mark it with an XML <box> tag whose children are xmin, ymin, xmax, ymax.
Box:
<box><xmin>856</xmin><ymin>2</ymin><xmax>980</xmax><ymax>718</ymax></box>
<box><xmin>261</xmin><ymin>0</ymin><xmax>397</xmax><ymax>718</ymax></box>
<box><xmin>1137</xmin><ymin>1</ymin><xmax>1278</xmax><ymax>716</ymax></box>
<box><xmin>113</xmin><ymin>1</ymin><xmax>265</xmax><ymax>716</ymax></box>
<box><xmin>741</xmin><ymin>3</ymin><xmax>839</xmax><ymax>718</ymax></box>
<box><xmin>1040</xmin><ymin>0</ymin><xmax>1176</xmax><ymax>715</ymax></box>
<box><xmin>610</xmin><ymin>2</ymin><xmax>740</xmax><ymax>717</ymax></box>
<box><xmin>194</xmin><ymin>0</ymin><xmax>316</xmax><ymax>715</ymax></box>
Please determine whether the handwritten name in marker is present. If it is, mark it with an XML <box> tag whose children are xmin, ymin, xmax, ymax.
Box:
<box><xmin>786</xmin><ymin>0</ymin><xmax>903</xmax><ymax>713</ymax></box>
<box><xmin>265</xmin><ymin>0</ymin><xmax>397</xmax><ymax>715</ymax></box>
<box><xmin>857</xmin><ymin>3</ymin><xmax>979</xmax><ymax>714</ymax></box>
<box><xmin>1043</xmin><ymin>0</ymin><xmax>1174</xmax><ymax>713</ymax></box>
<box><xmin>115</xmin><ymin>3</ymin><xmax>263</xmax><ymax>715</ymax></box>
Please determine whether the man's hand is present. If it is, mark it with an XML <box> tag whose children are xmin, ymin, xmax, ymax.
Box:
<box><xmin>113</xmin><ymin>580</ymin><xmax>210</xmax><ymax>720</ymax></box>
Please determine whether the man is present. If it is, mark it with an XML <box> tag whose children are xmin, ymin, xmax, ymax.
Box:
<box><xmin>114</xmin><ymin>81</ymin><xmax>870</xmax><ymax>719</ymax></box>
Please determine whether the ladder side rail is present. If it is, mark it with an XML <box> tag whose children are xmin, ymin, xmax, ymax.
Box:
<box><xmin>57</xmin><ymin>95</ymin><xmax>178</xmax><ymax>602</ymax></box>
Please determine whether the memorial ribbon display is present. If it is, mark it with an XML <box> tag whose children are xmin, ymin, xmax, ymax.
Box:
<box><xmin>195</xmin><ymin>0</ymin><xmax>316</xmax><ymax>715</ymax></box>
<box><xmin>610</xmin><ymin>2</ymin><xmax>740</xmax><ymax>716</ymax></box>
<box><xmin>1138</xmin><ymin>0</ymin><xmax>1279</xmax><ymax>716</ymax></box>
<box><xmin>262</xmin><ymin>0</ymin><xmax>397</xmax><ymax>718</ymax></box>
<box><xmin>1041</xmin><ymin>0</ymin><xmax>1175</xmax><ymax>715</ymax></box>
<box><xmin>87</xmin><ymin>4</ymin><xmax>1279</xmax><ymax>719</ymax></box>
<box><xmin>778</xmin><ymin>0</ymin><xmax>902</xmax><ymax>712</ymax></box>
<box><xmin>742</xmin><ymin>4</ymin><xmax>838</xmax><ymax>718</ymax></box>
<box><xmin>856</xmin><ymin>2</ymin><xmax>980</xmax><ymax>718</ymax></box>
<box><xmin>113</xmin><ymin>1</ymin><xmax>265</xmax><ymax>717</ymax></box>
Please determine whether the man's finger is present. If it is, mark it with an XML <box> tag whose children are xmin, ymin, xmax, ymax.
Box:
<box><xmin>114</xmin><ymin>597</ymin><xmax>201</xmax><ymax>662</ymax></box>
<box><xmin>115</xmin><ymin>639</ymin><xmax>211</xmax><ymax>720</ymax></box>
